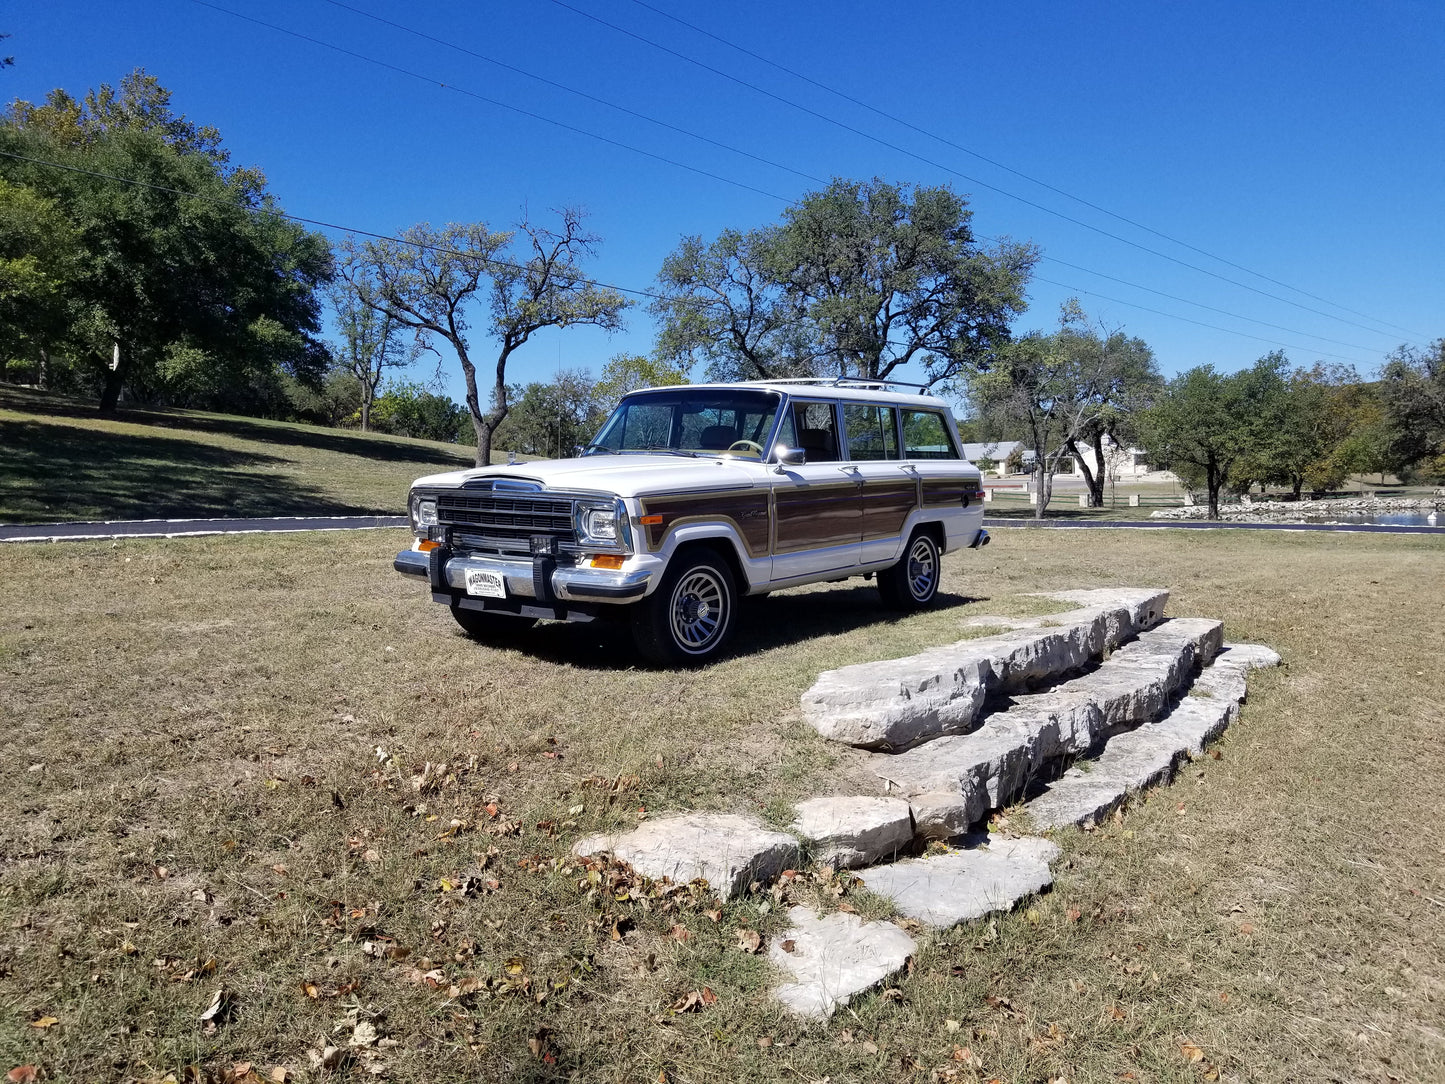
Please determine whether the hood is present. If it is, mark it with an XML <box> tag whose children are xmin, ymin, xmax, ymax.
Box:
<box><xmin>410</xmin><ymin>454</ymin><xmax>762</xmax><ymax>498</ymax></box>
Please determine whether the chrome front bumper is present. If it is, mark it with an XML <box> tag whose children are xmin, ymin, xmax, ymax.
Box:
<box><xmin>394</xmin><ymin>547</ymin><xmax>651</xmax><ymax>603</ymax></box>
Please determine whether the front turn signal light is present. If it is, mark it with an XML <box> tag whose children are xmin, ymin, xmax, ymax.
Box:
<box><xmin>418</xmin><ymin>539</ymin><xmax>441</xmax><ymax>552</ymax></box>
<box><xmin>590</xmin><ymin>554</ymin><xmax>625</xmax><ymax>570</ymax></box>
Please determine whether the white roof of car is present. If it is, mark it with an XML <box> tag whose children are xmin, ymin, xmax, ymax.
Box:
<box><xmin>631</xmin><ymin>380</ymin><xmax>947</xmax><ymax>411</ymax></box>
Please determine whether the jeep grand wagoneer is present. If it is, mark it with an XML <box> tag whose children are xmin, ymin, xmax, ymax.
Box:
<box><xmin>395</xmin><ymin>378</ymin><xmax>989</xmax><ymax>664</ymax></box>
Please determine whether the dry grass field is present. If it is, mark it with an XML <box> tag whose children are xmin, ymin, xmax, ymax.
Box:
<box><xmin>1</xmin><ymin>526</ymin><xmax>1442</xmax><ymax>1083</ymax></box>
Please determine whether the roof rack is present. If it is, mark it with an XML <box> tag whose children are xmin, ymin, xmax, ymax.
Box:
<box><xmin>749</xmin><ymin>376</ymin><xmax>934</xmax><ymax>396</ymax></box>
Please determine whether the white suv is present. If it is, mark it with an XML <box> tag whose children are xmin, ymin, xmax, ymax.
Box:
<box><xmin>395</xmin><ymin>379</ymin><xmax>989</xmax><ymax>664</ymax></box>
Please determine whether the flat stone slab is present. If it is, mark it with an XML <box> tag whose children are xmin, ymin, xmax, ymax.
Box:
<box><xmin>1026</xmin><ymin>642</ymin><xmax>1280</xmax><ymax>829</ymax></box>
<box><xmin>875</xmin><ymin>617</ymin><xmax>1223</xmax><ymax>838</ymax></box>
<box><xmin>857</xmin><ymin>836</ymin><xmax>1060</xmax><ymax>927</ymax></box>
<box><xmin>792</xmin><ymin>796</ymin><xmax>914</xmax><ymax>869</ymax></box>
<box><xmin>802</xmin><ymin>589</ymin><xmax>1169</xmax><ymax>750</ymax></box>
<box><xmin>769</xmin><ymin>907</ymin><xmax>916</xmax><ymax>1019</ymax></box>
<box><xmin>572</xmin><ymin>813</ymin><xmax>799</xmax><ymax>899</ymax></box>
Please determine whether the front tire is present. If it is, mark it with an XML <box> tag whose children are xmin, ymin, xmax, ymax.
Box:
<box><xmin>450</xmin><ymin>603</ymin><xmax>536</xmax><ymax>641</ymax></box>
<box><xmin>632</xmin><ymin>549</ymin><xmax>737</xmax><ymax>666</ymax></box>
<box><xmin>879</xmin><ymin>530</ymin><xmax>941</xmax><ymax>610</ymax></box>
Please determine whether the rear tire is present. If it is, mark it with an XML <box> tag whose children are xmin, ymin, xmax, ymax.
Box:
<box><xmin>879</xmin><ymin>530</ymin><xmax>941</xmax><ymax>610</ymax></box>
<box><xmin>450</xmin><ymin>603</ymin><xmax>536</xmax><ymax>641</ymax></box>
<box><xmin>632</xmin><ymin>549</ymin><xmax>737</xmax><ymax>666</ymax></box>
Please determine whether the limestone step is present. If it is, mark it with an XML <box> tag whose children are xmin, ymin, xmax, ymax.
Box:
<box><xmin>769</xmin><ymin>907</ymin><xmax>916</xmax><ymax>1019</ymax></box>
<box><xmin>856</xmin><ymin>835</ymin><xmax>1060</xmax><ymax>927</ymax></box>
<box><xmin>802</xmin><ymin>588</ymin><xmax>1169</xmax><ymax>751</ymax></box>
<box><xmin>873</xmin><ymin>617</ymin><xmax>1225</xmax><ymax>839</ymax></box>
<box><xmin>572</xmin><ymin>813</ymin><xmax>799</xmax><ymax>900</ymax></box>
<box><xmin>791</xmin><ymin>796</ymin><xmax>914</xmax><ymax>870</ymax></box>
<box><xmin>1025</xmin><ymin>643</ymin><xmax>1281</xmax><ymax>829</ymax></box>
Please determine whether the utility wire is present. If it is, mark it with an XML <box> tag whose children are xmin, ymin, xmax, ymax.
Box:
<box><xmin>0</xmin><ymin>148</ymin><xmax>1375</xmax><ymax>366</ymax></box>
<box><xmin>548</xmin><ymin>0</ymin><xmax>1418</xmax><ymax>343</ymax></box>
<box><xmin>297</xmin><ymin>0</ymin><xmax>1380</xmax><ymax>356</ymax></box>
<box><xmin>184</xmin><ymin>0</ymin><xmax>793</xmax><ymax>204</ymax></box>
<box><xmin>629</xmin><ymin>0</ymin><xmax>1428</xmax><ymax>341</ymax></box>
<box><xmin>318</xmin><ymin>0</ymin><xmax>828</xmax><ymax>189</ymax></box>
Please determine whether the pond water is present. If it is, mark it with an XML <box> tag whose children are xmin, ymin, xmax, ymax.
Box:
<box><xmin>1297</xmin><ymin>511</ymin><xmax>1441</xmax><ymax>527</ymax></box>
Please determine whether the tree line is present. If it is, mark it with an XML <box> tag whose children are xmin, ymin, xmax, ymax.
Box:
<box><xmin>2</xmin><ymin>71</ymin><xmax>1441</xmax><ymax>494</ymax></box>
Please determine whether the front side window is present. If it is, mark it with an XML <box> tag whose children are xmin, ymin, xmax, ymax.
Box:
<box><xmin>901</xmin><ymin>410</ymin><xmax>960</xmax><ymax>460</ymax></box>
<box><xmin>590</xmin><ymin>389</ymin><xmax>782</xmax><ymax>460</ymax></box>
<box><xmin>843</xmin><ymin>404</ymin><xmax>900</xmax><ymax>461</ymax></box>
<box><xmin>790</xmin><ymin>401</ymin><xmax>840</xmax><ymax>463</ymax></box>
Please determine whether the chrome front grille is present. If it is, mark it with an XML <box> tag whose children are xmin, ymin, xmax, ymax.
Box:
<box><xmin>437</xmin><ymin>492</ymin><xmax>578</xmax><ymax>556</ymax></box>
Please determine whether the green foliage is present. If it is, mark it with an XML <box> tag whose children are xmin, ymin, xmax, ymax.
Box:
<box><xmin>0</xmin><ymin>69</ymin><xmax>332</xmax><ymax>414</ymax></box>
<box><xmin>1140</xmin><ymin>355</ymin><xmax>1291</xmax><ymax>516</ymax></box>
<box><xmin>592</xmin><ymin>352</ymin><xmax>688</xmax><ymax>411</ymax></box>
<box><xmin>652</xmin><ymin>177</ymin><xmax>1037</xmax><ymax>385</ymax></box>
<box><xmin>340</xmin><ymin>209</ymin><xmax>629</xmax><ymax>466</ymax></box>
<box><xmin>966</xmin><ymin>303</ymin><xmax>1159</xmax><ymax>515</ymax></box>
<box><xmin>493</xmin><ymin>368</ymin><xmax>601</xmax><ymax>458</ymax></box>
<box><xmin>370</xmin><ymin>380</ymin><xmax>469</xmax><ymax>444</ymax></box>
<box><xmin>1379</xmin><ymin>338</ymin><xmax>1445</xmax><ymax>481</ymax></box>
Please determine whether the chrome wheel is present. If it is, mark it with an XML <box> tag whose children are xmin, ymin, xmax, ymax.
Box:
<box><xmin>905</xmin><ymin>536</ymin><xmax>938</xmax><ymax>601</ymax></box>
<box><xmin>669</xmin><ymin>567</ymin><xmax>729</xmax><ymax>654</ymax></box>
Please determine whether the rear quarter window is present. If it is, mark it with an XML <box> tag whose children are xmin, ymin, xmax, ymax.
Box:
<box><xmin>901</xmin><ymin>410</ymin><xmax>960</xmax><ymax>460</ymax></box>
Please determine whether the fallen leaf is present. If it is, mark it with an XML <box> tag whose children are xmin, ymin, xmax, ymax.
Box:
<box><xmin>704</xmin><ymin>908</ymin><xmax>722</xmax><ymax>923</ymax></box>
<box><xmin>1066</xmin><ymin>907</ymin><xmax>1082</xmax><ymax>923</ymax></box>
<box><xmin>836</xmin><ymin>901</ymin><xmax>857</xmax><ymax>914</ymax></box>
<box><xmin>756</xmin><ymin>1037</ymin><xmax>772</xmax><ymax>1049</ymax></box>
<box><xmin>1179</xmin><ymin>1040</ymin><xmax>1206</xmax><ymax>1063</ymax></box>
<box><xmin>268</xmin><ymin>1068</ymin><xmax>290</xmax><ymax>1083</ymax></box>
<box><xmin>669</xmin><ymin>924</ymin><xmax>691</xmax><ymax>943</ymax></box>
<box><xmin>7</xmin><ymin>1068</ymin><xmax>39</xmax><ymax>1083</ymax></box>
<box><xmin>735</xmin><ymin>929</ymin><xmax>762</xmax><ymax>954</ymax></box>
<box><xmin>1238</xmin><ymin>922</ymin><xmax>1255</xmax><ymax>935</ymax></box>
<box><xmin>198</xmin><ymin>987</ymin><xmax>230</xmax><ymax>1024</ymax></box>
<box><xmin>944</xmin><ymin>1019</ymin><xmax>961</xmax><ymax>1033</ymax></box>
<box><xmin>951</xmin><ymin>1045</ymin><xmax>981</xmax><ymax>1067</ymax></box>
<box><xmin>1208</xmin><ymin>749</ymin><xmax>1222</xmax><ymax>760</ymax></box>
<box><xmin>28</xmin><ymin>1017</ymin><xmax>59</xmax><ymax>1029</ymax></box>
<box><xmin>780</xmin><ymin>939</ymin><xmax>797</xmax><ymax>954</ymax></box>
<box><xmin>1109</xmin><ymin>1004</ymin><xmax>1127</xmax><ymax>1021</ymax></box>
<box><xmin>700</xmin><ymin>987</ymin><xmax>717</xmax><ymax>1006</ymax></box>
<box><xmin>350</xmin><ymin>1021</ymin><xmax>378</xmax><ymax>1048</ymax></box>
<box><xmin>860</xmin><ymin>1040</ymin><xmax>879</xmax><ymax>1054</ymax></box>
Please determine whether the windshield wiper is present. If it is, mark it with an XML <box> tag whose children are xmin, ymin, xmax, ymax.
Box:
<box><xmin>581</xmin><ymin>443</ymin><xmax>616</xmax><ymax>456</ymax></box>
<box><xmin>627</xmin><ymin>448</ymin><xmax>698</xmax><ymax>458</ymax></box>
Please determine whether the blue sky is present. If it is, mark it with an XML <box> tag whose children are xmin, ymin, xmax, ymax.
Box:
<box><xmin>6</xmin><ymin>0</ymin><xmax>1442</xmax><ymax>405</ymax></box>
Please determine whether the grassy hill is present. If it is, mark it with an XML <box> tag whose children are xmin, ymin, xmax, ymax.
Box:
<box><xmin>0</xmin><ymin>384</ymin><xmax>482</xmax><ymax>523</ymax></box>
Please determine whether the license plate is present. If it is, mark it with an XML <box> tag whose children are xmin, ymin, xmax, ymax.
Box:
<box><xmin>464</xmin><ymin>568</ymin><xmax>506</xmax><ymax>599</ymax></box>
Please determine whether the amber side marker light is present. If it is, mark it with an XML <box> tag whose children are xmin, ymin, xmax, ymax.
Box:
<box><xmin>418</xmin><ymin>539</ymin><xmax>441</xmax><ymax>552</ymax></box>
<box><xmin>590</xmin><ymin>554</ymin><xmax>625</xmax><ymax>570</ymax></box>
<box><xmin>639</xmin><ymin>514</ymin><xmax>663</xmax><ymax>525</ymax></box>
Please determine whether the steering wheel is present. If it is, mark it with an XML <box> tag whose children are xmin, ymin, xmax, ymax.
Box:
<box><xmin>726</xmin><ymin>439</ymin><xmax>765</xmax><ymax>457</ymax></box>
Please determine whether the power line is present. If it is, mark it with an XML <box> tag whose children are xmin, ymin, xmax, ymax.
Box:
<box><xmin>291</xmin><ymin>0</ymin><xmax>1380</xmax><ymax>358</ymax></box>
<box><xmin>317</xmin><ymin>0</ymin><xmax>828</xmax><ymax>189</ymax></box>
<box><xmin>546</xmin><ymin>0</ymin><xmax>1419</xmax><ymax>343</ymax></box>
<box><xmin>628</xmin><ymin>0</ymin><xmax>1428</xmax><ymax>342</ymax></box>
<box><xmin>0</xmin><ymin>148</ymin><xmax>675</xmax><ymax>306</ymax></box>
<box><xmin>183</xmin><ymin>0</ymin><xmax>794</xmax><ymax>204</ymax></box>
<box><xmin>0</xmin><ymin>148</ymin><xmax>1373</xmax><ymax>366</ymax></box>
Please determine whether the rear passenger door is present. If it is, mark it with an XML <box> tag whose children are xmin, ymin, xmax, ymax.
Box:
<box><xmin>770</xmin><ymin>399</ymin><xmax>862</xmax><ymax>579</ymax></box>
<box><xmin>841</xmin><ymin>402</ymin><xmax>919</xmax><ymax>564</ymax></box>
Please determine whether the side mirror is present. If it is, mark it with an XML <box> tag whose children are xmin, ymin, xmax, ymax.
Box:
<box><xmin>773</xmin><ymin>445</ymin><xmax>806</xmax><ymax>472</ymax></box>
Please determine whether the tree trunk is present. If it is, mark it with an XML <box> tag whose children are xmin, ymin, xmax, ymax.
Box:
<box><xmin>1032</xmin><ymin>460</ymin><xmax>1049</xmax><ymax>520</ymax></box>
<box><xmin>37</xmin><ymin>346</ymin><xmax>49</xmax><ymax>389</ymax></box>
<box><xmin>1069</xmin><ymin>437</ymin><xmax>1105</xmax><ymax>507</ymax></box>
<box><xmin>1291</xmin><ymin>476</ymin><xmax>1303</xmax><ymax>500</ymax></box>
<box><xmin>99</xmin><ymin>344</ymin><xmax>128</xmax><ymax>415</ymax></box>
<box><xmin>1206</xmin><ymin>461</ymin><xmax>1222</xmax><ymax>519</ymax></box>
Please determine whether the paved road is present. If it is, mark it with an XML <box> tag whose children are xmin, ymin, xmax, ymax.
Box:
<box><xmin>0</xmin><ymin>514</ymin><xmax>409</xmax><ymax>543</ymax></box>
<box><xmin>1</xmin><ymin>512</ymin><xmax>1441</xmax><ymax>544</ymax></box>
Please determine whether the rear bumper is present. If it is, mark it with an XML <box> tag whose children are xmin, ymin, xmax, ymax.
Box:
<box><xmin>394</xmin><ymin>547</ymin><xmax>651</xmax><ymax>603</ymax></box>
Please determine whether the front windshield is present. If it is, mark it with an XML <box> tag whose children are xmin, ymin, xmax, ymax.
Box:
<box><xmin>588</xmin><ymin>388</ymin><xmax>782</xmax><ymax>461</ymax></box>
